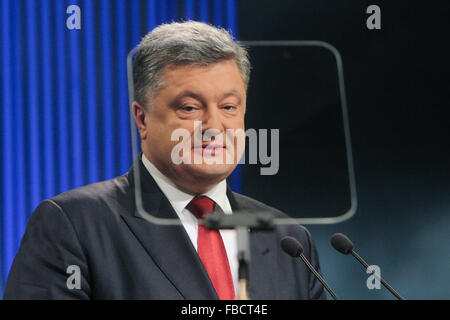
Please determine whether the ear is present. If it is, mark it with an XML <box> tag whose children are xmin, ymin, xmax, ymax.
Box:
<box><xmin>132</xmin><ymin>101</ymin><xmax>148</xmax><ymax>140</ymax></box>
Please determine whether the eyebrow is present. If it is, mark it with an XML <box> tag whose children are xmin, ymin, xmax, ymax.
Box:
<box><xmin>171</xmin><ymin>89</ymin><xmax>242</xmax><ymax>105</ymax></box>
<box><xmin>219</xmin><ymin>89</ymin><xmax>242</xmax><ymax>103</ymax></box>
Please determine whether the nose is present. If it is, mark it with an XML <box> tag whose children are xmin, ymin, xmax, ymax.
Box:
<box><xmin>201</xmin><ymin>106</ymin><xmax>224</xmax><ymax>135</ymax></box>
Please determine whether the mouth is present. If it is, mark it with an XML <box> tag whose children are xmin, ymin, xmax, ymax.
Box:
<box><xmin>193</xmin><ymin>142</ymin><xmax>227</xmax><ymax>149</ymax></box>
<box><xmin>193</xmin><ymin>144</ymin><xmax>226</xmax><ymax>156</ymax></box>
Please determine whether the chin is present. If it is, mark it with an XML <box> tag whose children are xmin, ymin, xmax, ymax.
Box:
<box><xmin>181</xmin><ymin>163</ymin><xmax>235</xmax><ymax>183</ymax></box>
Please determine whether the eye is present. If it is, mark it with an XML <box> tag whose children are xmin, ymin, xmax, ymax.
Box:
<box><xmin>180</xmin><ymin>105</ymin><xmax>197</xmax><ymax>112</ymax></box>
<box><xmin>223</xmin><ymin>105</ymin><xmax>237</xmax><ymax>111</ymax></box>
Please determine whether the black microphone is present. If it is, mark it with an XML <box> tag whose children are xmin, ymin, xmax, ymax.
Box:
<box><xmin>330</xmin><ymin>233</ymin><xmax>405</xmax><ymax>300</ymax></box>
<box><xmin>281</xmin><ymin>236</ymin><xmax>339</xmax><ymax>300</ymax></box>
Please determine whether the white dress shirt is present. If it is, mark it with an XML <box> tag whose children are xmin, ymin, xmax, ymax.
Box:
<box><xmin>141</xmin><ymin>154</ymin><xmax>238</xmax><ymax>294</ymax></box>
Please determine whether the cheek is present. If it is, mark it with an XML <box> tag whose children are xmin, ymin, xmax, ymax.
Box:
<box><xmin>150</xmin><ymin>120</ymin><xmax>195</xmax><ymax>152</ymax></box>
<box><xmin>221</xmin><ymin>115</ymin><xmax>245</xmax><ymax>132</ymax></box>
<box><xmin>147</xmin><ymin>111</ymin><xmax>178</xmax><ymax>137</ymax></box>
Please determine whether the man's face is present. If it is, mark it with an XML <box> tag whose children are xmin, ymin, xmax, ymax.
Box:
<box><xmin>135</xmin><ymin>59</ymin><xmax>246</xmax><ymax>193</ymax></box>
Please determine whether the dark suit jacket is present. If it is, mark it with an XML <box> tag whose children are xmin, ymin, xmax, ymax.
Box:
<box><xmin>4</xmin><ymin>157</ymin><xmax>326</xmax><ymax>300</ymax></box>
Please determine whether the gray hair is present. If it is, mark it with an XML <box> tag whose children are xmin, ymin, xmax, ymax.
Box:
<box><xmin>133</xmin><ymin>21</ymin><xmax>251</xmax><ymax>108</ymax></box>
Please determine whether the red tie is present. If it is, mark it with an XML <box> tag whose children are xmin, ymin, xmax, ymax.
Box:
<box><xmin>187</xmin><ymin>196</ymin><xmax>235</xmax><ymax>300</ymax></box>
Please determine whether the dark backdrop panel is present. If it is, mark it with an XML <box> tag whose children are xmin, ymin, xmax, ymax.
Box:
<box><xmin>238</xmin><ymin>0</ymin><xmax>450</xmax><ymax>299</ymax></box>
<box><xmin>241</xmin><ymin>45</ymin><xmax>352</xmax><ymax>219</ymax></box>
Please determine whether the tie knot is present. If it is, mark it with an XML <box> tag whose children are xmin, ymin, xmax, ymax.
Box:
<box><xmin>187</xmin><ymin>196</ymin><xmax>216</xmax><ymax>219</ymax></box>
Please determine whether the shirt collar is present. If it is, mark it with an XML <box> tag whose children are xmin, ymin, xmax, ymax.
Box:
<box><xmin>141</xmin><ymin>154</ymin><xmax>230</xmax><ymax>216</ymax></box>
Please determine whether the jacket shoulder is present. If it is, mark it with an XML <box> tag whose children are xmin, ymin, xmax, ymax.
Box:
<box><xmin>231</xmin><ymin>191</ymin><xmax>293</xmax><ymax>219</ymax></box>
<box><xmin>44</xmin><ymin>173</ymin><xmax>132</xmax><ymax>221</ymax></box>
<box><xmin>231</xmin><ymin>191</ymin><xmax>311</xmax><ymax>234</ymax></box>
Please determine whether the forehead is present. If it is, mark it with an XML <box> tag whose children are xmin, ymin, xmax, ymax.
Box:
<box><xmin>160</xmin><ymin>60</ymin><xmax>246</xmax><ymax>93</ymax></box>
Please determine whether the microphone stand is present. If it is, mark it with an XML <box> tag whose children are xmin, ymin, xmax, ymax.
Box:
<box><xmin>236</xmin><ymin>226</ymin><xmax>251</xmax><ymax>300</ymax></box>
<box><xmin>204</xmin><ymin>211</ymin><xmax>275</xmax><ymax>300</ymax></box>
<box><xmin>350</xmin><ymin>250</ymin><xmax>405</xmax><ymax>300</ymax></box>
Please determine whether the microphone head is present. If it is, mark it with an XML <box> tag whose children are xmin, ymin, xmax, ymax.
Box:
<box><xmin>281</xmin><ymin>236</ymin><xmax>304</xmax><ymax>258</ymax></box>
<box><xmin>330</xmin><ymin>233</ymin><xmax>354</xmax><ymax>254</ymax></box>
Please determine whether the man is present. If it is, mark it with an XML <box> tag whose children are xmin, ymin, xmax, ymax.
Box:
<box><xmin>4</xmin><ymin>21</ymin><xmax>326</xmax><ymax>300</ymax></box>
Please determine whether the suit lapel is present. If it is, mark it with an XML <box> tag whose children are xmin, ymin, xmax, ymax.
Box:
<box><xmin>120</xmin><ymin>158</ymin><xmax>218</xmax><ymax>300</ymax></box>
